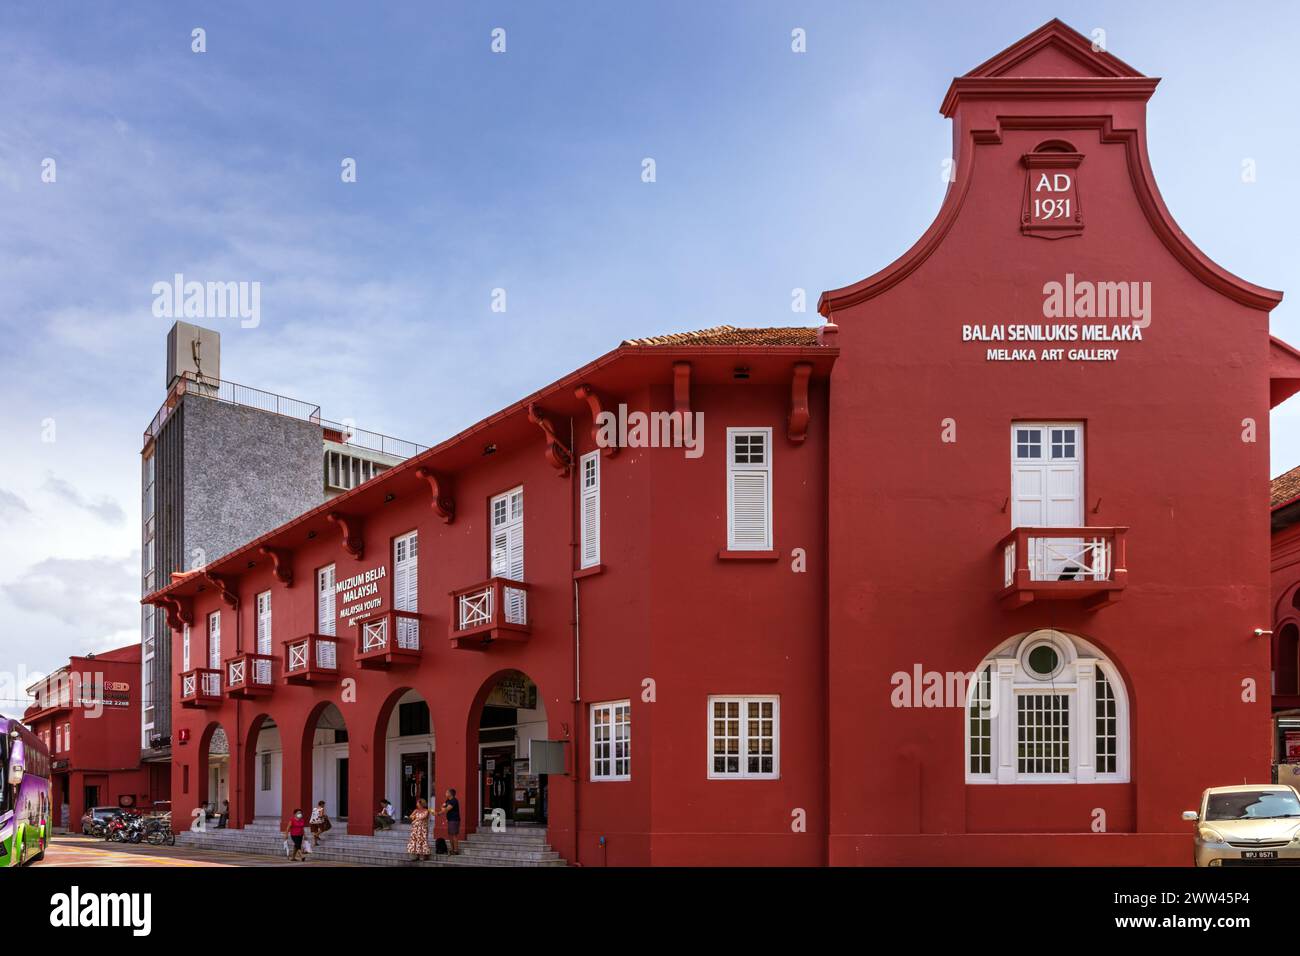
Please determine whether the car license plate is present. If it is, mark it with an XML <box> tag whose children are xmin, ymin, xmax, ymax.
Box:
<box><xmin>1242</xmin><ymin>850</ymin><xmax>1278</xmax><ymax>860</ymax></box>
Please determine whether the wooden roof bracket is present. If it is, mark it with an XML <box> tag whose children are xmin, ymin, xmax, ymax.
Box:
<box><xmin>575</xmin><ymin>383</ymin><xmax>618</xmax><ymax>458</ymax></box>
<box><xmin>415</xmin><ymin>467</ymin><xmax>456</xmax><ymax>524</ymax></box>
<box><xmin>326</xmin><ymin>511</ymin><xmax>365</xmax><ymax>560</ymax></box>
<box><xmin>527</xmin><ymin>403</ymin><xmax>572</xmax><ymax>477</ymax></box>
<box><xmin>788</xmin><ymin>362</ymin><xmax>813</xmax><ymax>443</ymax></box>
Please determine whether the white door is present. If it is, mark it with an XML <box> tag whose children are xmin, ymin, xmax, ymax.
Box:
<box><xmin>1011</xmin><ymin>424</ymin><xmax>1083</xmax><ymax>578</ymax></box>
<box><xmin>490</xmin><ymin>488</ymin><xmax>525</xmax><ymax>623</ymax></box>
<box><xmin>208</xmin><ymin>612</ymin><xmax>221</xmax><ymax>669</ymax></box>
<box><xmin>255</xmin><ymin>591</ymin><xmax>272</xmax><ymax>683</ymax></box>
<box><xmin>317</xmin><ymin>565</ymin><xmax>336</xmax><ymax>637</ymax></box>
<box><xmin>393</xmin><ymin>532</ymin><xmax>419</xmax><ymax>649</ymax></box>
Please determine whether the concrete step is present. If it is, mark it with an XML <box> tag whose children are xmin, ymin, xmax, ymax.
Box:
<box><xmin>175</xmin><ymin>829</ymin><xmax>564</xmax><ymax>867</ymax></box>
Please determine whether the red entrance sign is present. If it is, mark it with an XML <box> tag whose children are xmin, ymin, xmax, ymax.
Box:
<box><xmin>1021</xmin><ymin>150</ymin><xmax>1084</xmax><ymax>239</ymax></box>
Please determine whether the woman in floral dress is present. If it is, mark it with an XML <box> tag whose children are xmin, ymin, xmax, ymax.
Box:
<box><xmin>407</xmin><ymin>797</ymin><xmax>431</xmax><ymax>861</ymax></box>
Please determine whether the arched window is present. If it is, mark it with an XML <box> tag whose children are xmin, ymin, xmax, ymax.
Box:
<box><xmin>966</xmin><ymin>629</ymin><xmax>1129</xmax><ymax>784</ymax></box>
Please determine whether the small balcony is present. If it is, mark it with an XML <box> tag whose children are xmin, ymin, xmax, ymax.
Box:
<box><xmin>353</xmin><ymin>610</ymin><xmax>422</xmax><ymax>668</ymax></box>
<box><xmin>179</xmin><ymin>669</ymin><xmax>223</xmax><ymax>708</ymax></box>
<box><xmin>225</xmin><ymin>653</ymin><xmax>276</xmax><ymax>698</ymax></box>
<box><xmin>998</xmin><ymin>526</ymin><xmax>1128</xmax><ymax>611</ymax></box>
<box><xmin>283</xmin><ymin>634</ymin><xmax>341</xmax><ymax>685</ymax></box>
<box><xmin>449</xmin><ymin>577</ymin><xmax>531</xmax><ymax>648</ymax></box>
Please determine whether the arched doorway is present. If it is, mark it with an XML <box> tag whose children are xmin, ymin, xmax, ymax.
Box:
<box><xmin>1277</xmin><ymin>622</ymin><xmax>1299</xmax><ymax>696</ymax></box>
<box><xmin>243</xmin><ymin>715</ymin><xmax>282</xmax><ymax>825</ymax></box>
<box><xmin>471</xmin><ymin>670</ymin><xmax>548</xmax><ymax>825</ymax></box>
<box><xmin>372</xmin><ymin>689</ymin><xmax>435</xmax><ymax>822</ymax></box>
<box><xmin>304</xmin><ymin>703</ymin><xmax>349</xmax><ymax>821</ymax></box>
<box><xmin>197</xmin><ymin>722</ymin><xmax>230</xmax><ymax>820</ymax></box>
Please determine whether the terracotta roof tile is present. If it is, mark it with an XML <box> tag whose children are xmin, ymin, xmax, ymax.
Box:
<box><xmin>623</xmin><ymin>325</ymin><xmax>820</xmax><ymax>348</ymax></box>
<box><xmin>1273</xmin><ymin>465</ymin><xmax>1300</xmax><ymax>508</ymax></box>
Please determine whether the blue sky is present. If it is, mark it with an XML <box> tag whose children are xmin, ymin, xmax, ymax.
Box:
<box><xmin>1</xmin><ymin>0</ymin><xmax>1297</xmax><ymax>696</ymax></box>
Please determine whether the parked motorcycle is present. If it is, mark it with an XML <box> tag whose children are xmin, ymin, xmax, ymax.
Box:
<box><xmin>143</xmin><ymin>814</ymin><xmax>174</xmax><ymax>846</ymax></box>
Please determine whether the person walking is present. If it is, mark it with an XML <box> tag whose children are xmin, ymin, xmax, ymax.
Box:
<box><xmin>309</xmin><ymin>800</ymin><xmax>331</xmax><ymax>845</ymax></box>
<box><xmin>438</xmin><ymin>788</ymin><xmax>462</xmax><ymax>855</ymax></box>
<box><xmin>407</xmin><ymin>797</ymin><xmax>431</xmax><ymax>861</ymax></box>
<box><xmin>284</xmin><ymin>808</ymin><xmax>308</xmax><ymax>862</ymax></box>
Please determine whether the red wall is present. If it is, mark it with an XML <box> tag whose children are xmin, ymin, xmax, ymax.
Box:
<box><xmin>168</xmin><ymin>374</ymin><xmax>830</xmax><ymax>866</ymax></box>
<box><xmin>822</xmin><ymin>37</ymin><xmax>1275</xmax><ymax>865</ymax></box>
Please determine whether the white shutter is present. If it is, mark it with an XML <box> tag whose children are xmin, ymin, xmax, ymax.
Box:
<box><xmin>580</xmin><ymin>452</ymin><xmax>600</xmax><ymax>568</ymax></box>
<box><xmin>317</xmin><ymin>565</ymin><xmax>336</xmax><ymax>636</ymax></box>
<box><xmin>727</xmin><ymin>429</ymin><xmax>772</xmax><ymax>550</ymax></box>
<box><xmin>208</xmin><ymin>612</ymin><xmax>221</xmax><ymax>669</ymax></box>
<box><xmin>182</xmin><ymin>624</ymin><xmax>191</xmax><ymax>671</ymax></box>
<box><xmin>256</xmin><ymin>591</ymin><xmax>272</xmax><ymax>654</ymax></box>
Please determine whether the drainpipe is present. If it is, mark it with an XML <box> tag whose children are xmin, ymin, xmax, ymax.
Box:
<box><xmin>570</xmin><ymin>416</ymin><xmax>582</xmax><ymax>865</ymax></box>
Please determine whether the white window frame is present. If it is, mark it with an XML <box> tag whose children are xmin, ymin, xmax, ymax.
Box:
<box><xmin>579</xmin><ymin>451</ymin><xmax>600</xmax><ymax>569</ymax></box>
<box><xmin>182</xmin><ymin>623</ymin><xmax>191</xmax><ymax>672</ymax></box>
<box><xmin>965</xmin><ymin>630</ymin><xmax>1130</xmax><ymax>785</ymax></box>
<box><xmin>707</xmin><ymin>695</ymin><xmax>780</xmax><ymax>780</ymax></box>
<box><xmin>726</xmin><ymin>428</ymin><xmax>773</xmax><ymax>551</ymax></box>
<box><xmin>590</xmin><ymin>700</ymin><xmax>631</xmax><ymax>781</ymax></box>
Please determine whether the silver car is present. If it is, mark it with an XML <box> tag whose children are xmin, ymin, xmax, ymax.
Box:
<box><xmin>1183</xmin><ymin>785</ymin><xmax>1300</xmax><ymax>866</ymax></box>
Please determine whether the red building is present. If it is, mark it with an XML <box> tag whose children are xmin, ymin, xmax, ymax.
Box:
<box><xmin>24</xmin><ymin>643</ymin><xmax>159</xmax><ymax>830</ymax></box>
<box><xmin>1268</xmin><ymin>466</ymin><xmax>1300</xmax><ymax>778</ymax></box>
<box><xmin>145</xmin><ymin>20</ymin><xmax>1299</xmax><ymax>866</ymax></box>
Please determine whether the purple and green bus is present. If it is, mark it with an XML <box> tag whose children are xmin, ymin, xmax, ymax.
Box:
<box><xmin>0</xmin><ymin>719</ymin><xmax>50</xmax><ymax>866</ymax></box>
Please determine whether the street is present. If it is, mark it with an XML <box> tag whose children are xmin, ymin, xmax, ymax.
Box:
<box><xmin>39</xmin><ymin>833</ymin><xmax>361</xmax><ymax>867</ymax></box>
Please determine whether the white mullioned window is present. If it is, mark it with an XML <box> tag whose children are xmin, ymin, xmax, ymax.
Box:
<box><xmin>965</xmin><ymin>629</ymin><xmax>1129</xmax><ymax>784</ymax></box>
<box><xmin>590</xmin><ymin>700</ymin><xmax>630</xmax><ymax>781</ymax></box>
<box><xmin>317</xmin><ymin>564</ymin><xmax>336</xmax><ymax>636</ymax></box>
<box><xmin>579</xmin><ymin>451</ymin><xmax>600</xmax><ymax>569</ymax></box>
<box><xmin>182</xmin><ymin>623</ymin><xmax>191</xmax><ymax>672</ymax></box>
<box><xmin>726</xmin><ymin>428</ymin><xmax>772</xmax><ymax>551</ymax></box>
<box><xmin>708</xmin><ymin>695</ymin><xmax>779</xmax><ymax>779</ymax></box>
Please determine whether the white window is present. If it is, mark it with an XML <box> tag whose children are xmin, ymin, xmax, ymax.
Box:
<box><xmin>54</xmin><ymin>726</ymin><xmax>61</xmax><ymax>753</ymax></box>
<box><xmin>966</xmin><ymin>629</ymin><xmax>1129</xmax><ymax>784</ymax></box>
<box><xmin>182</xmin><ymin>623</ymin><xmax>191</xmax><ymax>672</ymax></box>
<box><xmin>207</xmin><ymin>611</ymin><xmax>221</xmax><ymax>670</ymax></box>
<box><xmin>726</xmin><ymin>428</ymin><xmax>772</xmax><ymax>551</ymax></box>
<box><xmin>579</xmin><ymin>452</ymin><xmax>600</xmax><ymax>569</ymax></box>
<box><xmin>708</xmin><ymin>696</ymin><xmax>779</xmax><ymax>779</ymax></box>
<box><xmin>317</xmin><ymin>564</ymin><xmax>336</xmax><ymax>636</ymax></box>
<box><xmin>591</xmin><ymin>700</ymin><xmax>630</xmax><ymax>781</ymax></box>
<box><xmin>490</xmin><ymin>487</ymin><xmax>525</xmax><ymax>623</ymax></box>
<box><xmin>393</xmin><ymin>531</ymin><xmax>419</xmax><ymax>649</ymax></box>
<box><xmin>260</xmin><ymin>752</ymin><xmax>272</xmax><ymax>791</ymax></box>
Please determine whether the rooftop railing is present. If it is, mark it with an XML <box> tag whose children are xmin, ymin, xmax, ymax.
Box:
<box><xmin>142</xmin><ymin>372</ymin><xmax>425</xmax><ymax>460</ymax></box>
